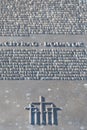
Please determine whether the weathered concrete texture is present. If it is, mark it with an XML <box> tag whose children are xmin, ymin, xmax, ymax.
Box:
<box><xmin>0</xmin><ymin>81</ymin><xmax>87</xmax><ymax>130</ymax></box>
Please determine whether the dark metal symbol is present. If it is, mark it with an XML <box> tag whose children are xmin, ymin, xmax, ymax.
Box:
<box><xmin>25</xmin><ymin>96</ymin><xmax>61</xmax><ymax>125</ymax></box>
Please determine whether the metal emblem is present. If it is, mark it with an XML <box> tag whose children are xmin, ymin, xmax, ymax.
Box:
<box><xmin>25</xmin><ymin>96</ymin><xmax>61</xmax><ymax>125</ymax></box>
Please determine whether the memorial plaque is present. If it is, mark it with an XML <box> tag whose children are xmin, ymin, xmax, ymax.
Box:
<box><xmin>0</xmin><ymin>0</ymin><xmax>87</xmax><ymax>130</ymax></box>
